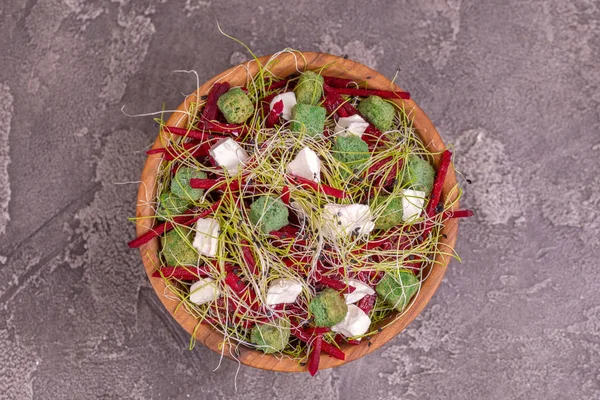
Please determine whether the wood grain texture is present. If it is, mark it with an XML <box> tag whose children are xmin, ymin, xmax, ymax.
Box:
<box><xmin>135</xmin><ymin>52</ymin><xmax>460</xmax><ymax>372</ymax></box>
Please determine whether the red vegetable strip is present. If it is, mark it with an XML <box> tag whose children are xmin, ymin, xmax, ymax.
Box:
<box><xmin>356</xmin><ymin>294</ymin><xmax>377</xmax><ymax>314</ymax></box>
<box><xmin>443</xmin><ymin>209</ymin><xmax>474</xmax><ymax>219</ymax></box>
<box><xmin>281</xmin><ymin>185</ymin><xmax>290</xmax><ymax>205</ymax></box>
<box><xmin>425</xmin><ymin>150</ymin><xmax>453</xmax><ymax>215</ymax></box>
<box><xmin>162</xmin><ymin>126</ymin><xmax>227</xmax><ymax>141</ymax></box>
<box><xmin>224</xmin><ymin>271</ymin><xmax>246</xmax><ymax>294</ymax></box>
<box><xmin>152</xmin><ymin>267</ymin><xmax>208</xmax><ymax>280</ymax></box>
<box><xmin>323</xmin><ymin>76</ymin><xmax>361</xmax><ymax>88</ymax></box>
<box><xmin>265</xmin><ymin>79</ymin><xmax>289</xmax><ymax>91</ymax></box>
<box><xmin>308</xmin><ymin>335</ymin><xmax>323</xmax><ymax>376</ymax></box>
<box><xmin>189</xmin><ymin>178</ymin><xmax>243</xmax><ymax>192</ymax></box>
<box><xmin>304</xmin><ymin>327</ymin><xmax>331</xmax><ymax>335</ymax></box>
<box><xmin>146</xmin><ymin>148</ymin><xmax>165</xmax><ymax>155</ymax></box>
<box><xmin>241</xmin><ymin>239</ymin><xmax>258</xmax><ymax>275</ymax></box>
<box><xmin>266</xmin><ymin>99</ymin><xmax>283</xmax><ymax>128</ymax></box>
<box><xmin>128</xmin><ymin>201</ymin><xmax>220</xmax><ymax>248</ymax></box>
<box><xmin>333</xmin><ymin>87</ymin><xmax>410</xmax><ymax>100</ymax></box>
<box><xmin>289</xmin><ymin>174</ymin><xmax>348</xmax><ymax>199</ymax></box>
<box><xmin>291</xmin><ymin>328</ymin><xmax>346</xmax><ymax>360</ymax></box>
<box><xmin>323</xmin><ymin>83</ymin><xmax>350</xmax><ymax>117</ymax></box>
<box><xmin>202</xmin><ymin>82</ymin><xmax>230</xmax><ymax>121</ymax></box>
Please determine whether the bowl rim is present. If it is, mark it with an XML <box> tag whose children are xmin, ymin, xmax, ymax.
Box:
<box><xmin>135</xmin><ymin>51</ymin><xmax>459</xmax><ymax>372</ymax></box>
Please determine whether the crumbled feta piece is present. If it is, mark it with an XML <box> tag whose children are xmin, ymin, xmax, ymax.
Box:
<box><xmin>332</xmin><ymin>304</ymin><xmax>371</xmax><ymax>338</ymax></box>
<box><xmin>192</xmin><ymin>218</ymin><xmax>220</xmax><ymax>257</ymax></box>
<box><xmin>286</xmin><ymin>147</ymin><xmax>321</xmax><ymax>182</ymax></box>
<box><xmin>401</xmin><ymin>189</ymin><xmax>426</xmax><ymax>222</ymax></box>
<box><xmin>333</xmin><ymin>114</ymin><xmax>369</xmax><ymax>138</ymax></box>
<box><xmin>266</xmin><ymin>278</ymin><xmax>303</xmax><ymax>305</ymax></box>
<box><xmin>322</xmin><ymin>203</ymin><xmax>375</xmax><ymax>237</ymax></box>
<box><xmin>209</xmin><ymin>138</ymin><xmax>249</xmax><ymax>174</ymax></box>
<box><xmin>344</xmin><ymin>279</ymin><xmax>376</xmax><ymax>304</ymax></box>
<box><xmin>269</xmin><ymin>92</ymin><xmax>297</xmax><ymax>120</ymax></box>
<box><xmin>189</xmin><ymin>278</ymin><xmax>221</xmax><ymax>305</ymax></box>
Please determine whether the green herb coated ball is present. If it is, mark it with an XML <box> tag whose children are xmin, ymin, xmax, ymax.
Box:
<box><xmin>156</xmin><ymin>192</ymin><xmax>192</xmax><ymax>221</ymax></box>
<box><xmin>250</xmin><ymin>317</ymin><xmax>291</xmax><ymax>354</ymax></box>
<box><xmin>376</xmin><ymin>270</ymin><xmax>419</xmax><ymax>312</ymax></box>
<box><xmin>331</xmin><ymin>134</ymin><xmax>370</xmax><ymax>178</ymax></box>
<box><xmin>217</xmin><ymin>87</ymin><xmax>255</xmax><ymax>124</ymax></box>
<box><xmin>248</xmin><ymin>195</ymin><xmax>289</xmax><ymax>234</ymax></box>
<box><xmin>401</xmin><ymin>155</ymin><xmax>435</xmax><ymax>195</ymax></box>
<box><xmin>371</xmin><ymin>195</ymin><xmax>403</xmax><ymax>230</ymax></box>
<box><xmin>171</xmin><ymin>166</ymin><xmax>207</xmax><ymax>201</ymax></box>
<box><xmin>309</xmin><ymin>288</ymin><xmax>348</xmax><ymax>327</ymax></box>
<box><xmin>290</xmin><ymin>104</ymin><xmax>327</xmax><ymax>137</ymax></box>
<box><xmin>160</xmin><ymin>227</ymin><xmax>199</xmax><ymax>266</ymax></box>
<box><xmin>357</xmin><ymin>95</ymin><xmax>396</xmax><ymax>132</ymax></box>
<box><xmin>294</xmin><ymin>70</ymin><xmax>324</xmax><ymax>105</ymax></box>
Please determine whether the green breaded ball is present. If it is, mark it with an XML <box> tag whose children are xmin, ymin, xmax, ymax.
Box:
<box><xmin>376</xmin><ymin>270</ymin><xmax>420</xmax><ymax>312</ymax></box>
<box><xmin>309</xmin><ymin>288</ymin><xmax>348</xmax><ymax>327</ymax></box>
<box><xmin>160</xmin><ymin>227</ymin><xmax>199</xmax><ymax>266</ymax></box>
<box><xmin>217</xmin><ymin>87</ymin><xmax>255</xmax><ymax>124</ymax></box>
<box><xmin>156</xmin><ymin>192</ymin><xmax>192</xmax><ymax>221</ymax></box>
<box><xmin>331</xmin><ymin>134</ymin><xmax>370</xmax><ymax>178</ymax></box>
<box><xmin>371</xmin><ymin>195</ymin><xmax>403</xmax><ymax>230</ymax></box>
<box><xmin>290</xmin><ymin>104</ymin><xmax>326</xmax><ymax>137</ymax></box>
<box><xmin>294</xmin><ymin>70</ymin><xmax>324</xmax><ymax>105</ymax></box>
<box><xmin>248</xmin><ymin>195</ymin><xmax>289</xmax><ymax>234</ymax></box>
<box><xmin>171</xmin><ymin>166</ymin><xmax>207</xmax><ymax>201</ymax></box>
<box><xmin>357</xmin><ymin>95</ymin><xmax>395</xmax><ymax>132</ymax></box>
<box><xmin>250</xmin><ymin>318</ymin><xmax>291</xmax><ymax>354</ymax></box>
<box><xmin>401</xmin><ymin>155</ymin><xmax>435</xmax><ymax>195</ymax></box>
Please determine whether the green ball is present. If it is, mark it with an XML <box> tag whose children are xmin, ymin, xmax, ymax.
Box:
<box><xmin>160</xmin><ymin>227</ymin><xmax>199</xmax><ymax>266</ymax></box>
<box><xmin>290</xmin><ymin>103</ymin><xmax>327</xmax><ymax>137</ymax></box>
<box><xmin>376</xmin><ymin>270</ymin><xmax>419</xmax><ymax>312</ymax></box>
<box><xmin>156</xmin><ymin>192</ymin><xmax>192</xmax><ymax>221</ymax></box>
<box><xmin>357</xmin><ymin>95</ymin><xmax>396</xmax><ymax>132</ymax></box>
<box><xmin>371</xmin><ymin>195</ymin><xmax>403</xmax><ymax>230</ymax></box>
<box><xmin>309</xmin><ymin>288</ymin><xmax>348</xmax><ymax>327</ymax></box>
<box><xmin>171</xmin><ymin>166</ymin><xmax>207</xmax><ymax>201</ymax></box>
<box><xmin>401</xmin><ymin>155</ymin><xmax>435</xmax><ymax>196</ymax></box>
<box><xmin>331</xmin><ymin>134</ymin><xmax>370</xmax><ymax>178</ymax></box>
<box><xmin>294</xmin><ymin>70</ymin><xmax>324</xmax><ymax>105</ymax></box>
<box><xmin>250</xmin><ymin>318</ymin><xmax>291</xmax><ymax>354</ymax></box>
<box><xmin>248</xmin><ymin>195</ymin><xmax>289</xmax><ymax>234</ymax></box>
<box><xmin>217</xmin><ymin>87</ymin><xmax>255</xmax><ymax>124</ymax></box>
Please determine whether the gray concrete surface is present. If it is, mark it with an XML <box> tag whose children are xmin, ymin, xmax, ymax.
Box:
<box><xmin>1</xmin><ymin>0</ymin><xmax>599</xmax><ymax>399</ymax></box>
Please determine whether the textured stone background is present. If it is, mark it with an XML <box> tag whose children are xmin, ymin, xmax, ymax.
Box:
<box><xmin>1</xmin><ymin>0</ymin><xmax>599</xmax><ymax>399</ymax></box>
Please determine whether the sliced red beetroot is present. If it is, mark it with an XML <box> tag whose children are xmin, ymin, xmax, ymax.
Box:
<box><xmin>202</xmin><ymin>82</ymin><xmax>230</xmax><ymax>121</ymax></box>
<box><xmin>240</xmin><ymin>239</ymin><xmax>258</xmax><ymax>275</ymax></box>
<box><xmin>266</xmin><ymin>99</ymin><xmax>284</xmax><ymax>128</ymax></box>
<box><xmin>128</xmin><ymin>201</ymin><xmax>221</xmax><ymax>248</ymax></box>
<box><xmin>426</xmin><ymin>150</ymin><xmax>453</xmax><ymax>215</ymax></box>
<box><xmin>291</xmin><ymin>327</ymin><xmax>345</xmax><ymax>360</ymax></box>
<box><xmin>443</xmin><ymin>209</ymin><xmax>474</xmax><ymax>219</ymax></box>
<box><xmin>323</xmin><ymin>76</ymin><xmax>361</xmax><ymax>88</ymax></box>
<box><xmin>308</xmin><ymin>335</ymin><xmax>323</xmax><ymax>376</ymax></box>
<box><xmin>356</xmin><ymin>294</ymin><xmax>377</xmax><ymax>314</ymax></box>
<box><xmin>289</xmin><ymin>174</ymin><xmax>348</xmax><ymax>199</ymax></box>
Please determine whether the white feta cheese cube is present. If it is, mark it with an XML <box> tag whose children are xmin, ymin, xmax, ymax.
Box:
<box><xmin>401</xmin><ymin>189</ymin><xmax>426</xmax><ymax>222</ymax></box>
<box><xmin>266</xmin><ymin>278</ymin><xmax>303</xmax><ymax>305</ymax></box>
<box><xmin>209</xmin><ymin>138</ymin><xmax>249</xmax><ymax>174</ymax></box>
<box><xmin>344</xmin><ymin>279</ymin><xmax>376</xmax><ymax>304</ymax></box>
<box><xmin>189</xmin><ymin>278</ymin><xmax>221</xmax><ymax>305</ymax></box>
<box><xmin>334</xmin><ymin>115</ymin><xmax>369</xmax><ymax>138</ymax></box>
<box><xmin>192</xmin><ymin>218</ymin><xmax>220</xmax><ymax>257</ymax></box>
<box><xmin>286</xmin><ymin>147</ymin><xmax>321</xmax><ymax>182</ymax></box>
<box><xmin>322</xmin><ymin>203</ymin><xmax>375</xmax><ymax>237</ymax></box>
<box><xmin>269</xmin><ymin>92</ymin><xmax>297</xmax><ymax>120</ymax></box>
<box><xmin>331</xmin><ymin>304</ymin><xmax>371</xmax><ymax>338</ymax></box>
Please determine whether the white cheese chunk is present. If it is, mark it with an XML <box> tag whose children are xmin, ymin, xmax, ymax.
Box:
<box><xmin>332</xmin><ymin>304</ymin><xmax>371</xmax><ymax>338</ymax></box>
<box><xmin>269</xmin><ymin>92</ymin><xmax>297</xmax><ymax>120</ymax></box>
<box><xmin>192</xmin><ymin>218</ymin><xmax>220</xmax><ymax>257</ymax></box>
<box><xmin>189</xmin><ymin>278</ymin><xmax>221</xmax><ymax>305</ymax></box>
<box><xmin>322</xmin><ymin>203</ymin><xmax>375</xmax><ymax>237</ymax></box>
<box><xmin>266</xmin><ymin>278</ymin><xmax>303</xmax><ymax>305</ymax></box>
<box><xmin>344</xmin><ymin>279</ymin><xmax>376</xmax><ymax>304</ymax></box>
<box><xmin>209</xmin><ymin>138</ymin><xmax>249</xmax><ymax>174</ymax></box>
<box><xmin>286</xmin><ymin>147</ymin><xmax>321</xmax><ymax>182</ymax></box>
<box><xmin>401</xmin><ymin>189</ymin><xmax>426</xmax><ymax>222</ymax></box>
<box><xmin>334</xmin><ymin>115</ymin><xmax>369</xmax><ymax>138</ymax></box>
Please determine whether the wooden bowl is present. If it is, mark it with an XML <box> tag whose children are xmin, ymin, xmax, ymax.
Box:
<box><xmin>135</xmin><ymin>51</ymin><xmax>459</xmax><ymax>372</ymax></box>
